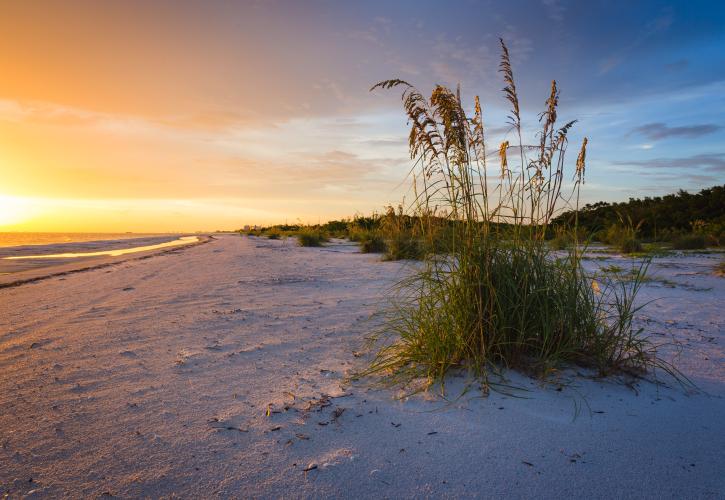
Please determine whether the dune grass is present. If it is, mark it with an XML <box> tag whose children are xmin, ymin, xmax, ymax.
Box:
<box><xmin>297</xmin><ymin>229</ymin><xmax>327</xmax><ymax>247</ymax></box>
<box><xmin>549</xmin><ymin>227</ymin><xmax>573</xmax><ymax>250</ymax></box>
<box><xmin>672</xmin><ymin>233</ymin><xmax>706</xmax><ymax>250</ymax></box>
<box><xmin>620</xmin><ymin>238</ymin><xmax>643</xmax><ymax>254</ymax></box>
<box><xmin>360</xmin><ymin>234</ymin><xmax>387</xmax><ymax>253</ymax></box>
<box><xmin>365</xmin><ymin>39</ymin><xmax>675</xmax><ymax>391</ymax></box>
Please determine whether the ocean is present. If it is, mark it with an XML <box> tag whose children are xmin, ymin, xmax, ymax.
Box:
<box><xmin>0</xmin><ymin>233</ymin><xmax>198</xmax><ymax>275</ymax></box>
<box><xmin>0</xmin><ymin>232</ymin><xmax>169</xmax><ymax>248</ymax></box>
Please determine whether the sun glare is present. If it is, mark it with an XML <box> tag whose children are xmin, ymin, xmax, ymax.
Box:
<box><xmin>0</xmin><ymin>194</ymin><xmax>34</xmax><ymax>227</ymax></box>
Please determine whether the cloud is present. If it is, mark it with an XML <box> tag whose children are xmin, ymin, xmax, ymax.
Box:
<box><xmin>665</xmin><ymin>59</ymin><xmax>689</xmax><ymax>72</ymax></box>
<box><xmin>541</xmin><ymin>0</ymin><xmax>565</xmax><ymax>22</ymax></box>
<box><xmin>348</xmin><ymin>29</ymin><xmax>383</xmax><ymax>46</ymax></box>
<box><xmin>613</xmin><ymin>153</ymin><xmax>725</xmax><ymax>173</ymax></box>
<box><xmin>599</xmin><ymin>8</ymin><xmax>674</xmax><ymax>75</ymax></box>
<box><xmin>629</xmin><ymin>122</ymin><xmax>722</xmax><ymax>140</ymax></box>
<box><xmin>429</xmin><ymin>35</ymin><xmax>493</xmax><ymax>85</ymax></box>
<box><xmin>356</xmin><ymin>138</ymin><xmax>408</xmax><ymax>147</ymax></box>
<box><xmin>312</xmin><ymin>79</ymin><xmax>346</xmax><ymax>103</ymax></box>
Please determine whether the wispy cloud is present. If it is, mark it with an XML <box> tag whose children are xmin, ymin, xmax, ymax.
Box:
<box><xmin>356</xmin><ymin>137</ymin><xmax>408</xmax><ymax>147</ymax></box>
<box><xmin>599</xmin><ymin>8</ymin><xmax>674</xmax><ymax>75</ymax></box>
<box><xmin>541</xmin><ymin>0</ymin><xmax>565</xmax><ymax>22</ymax></box>
<box><xmin>429</xmin><ymin>35</ymin><xmax>493</xmax><ymax>85</ymax></box>
<box><xmin>614</xmin><ymin>153</ymin><xmax>725</xmax><ymax>173</ymax></box>
<box><xmin>664</xmin><ymin>59</ymin><xmax>689</xmax><ymax>72</ymax></box>
<box><xmin>629</xmin><ymin>122</ymin><xmax>722</xmax><ymax>140</ymax></box>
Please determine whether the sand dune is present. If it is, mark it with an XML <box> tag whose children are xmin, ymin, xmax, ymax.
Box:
<box><xmin>0</xmin><ymin>235</ymin><xmax>723</xmax><ymax>498</ymax></box>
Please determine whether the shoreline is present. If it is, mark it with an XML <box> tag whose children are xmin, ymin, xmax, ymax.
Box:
<box><xmin>0</xmin><ymin>235</ymin><xmax>213</xmax><ymax>289</ymax></box>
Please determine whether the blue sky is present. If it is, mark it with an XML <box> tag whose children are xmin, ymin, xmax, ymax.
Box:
<box><xmin>344</xmin><ymin>0</ymin><xmax>725</xmax><ymax>199</ymax></box>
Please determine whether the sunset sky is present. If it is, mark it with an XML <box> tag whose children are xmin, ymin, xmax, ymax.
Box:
<box><xmin>1</xmin><ymin>0</ymin><xmax>724</xmax><ymax>232</ymax></box>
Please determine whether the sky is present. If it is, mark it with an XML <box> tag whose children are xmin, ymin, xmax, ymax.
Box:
<box><xmin>0</xmin><ymin>0</ymin><xmax>724</xmax><ymax>232</ymax></box>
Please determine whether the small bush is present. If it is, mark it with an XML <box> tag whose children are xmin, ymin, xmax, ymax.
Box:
<box><xmin>360</xmin><ymin>234</ymin><xmax>387</xmax><ymax>253</ymax></box>
<box><xmin>672</xmin><ymin>234</ymin><xmax>706</xmax><ymax>250</ymax></box>
<box><xmin>550</xmin><ymin>232</ymin><xmax>572</xmax><ymax>250</ymax></box>
<box><xmin>620</xmin><ymin>238</ymin><xmax>643</xmax><ymax>254</ymax></box>
<box><xmin>266</xmin><ymin>230</ymin><xmax>281</xmax><ymax>240</ymax></box>
<box><xmin>297</xmin><ymin>230</ymin><xmax>326</xmax><ymax>247</ymax></box>
<box><xmin>349</xmin><ymin>227</ymin><xmax>374</xmax><ymax>243</ymax></box>
<box><xmin>384</xmin><ymin>234</ymin><xmax>425</xmax><ymax>261</ymax></box>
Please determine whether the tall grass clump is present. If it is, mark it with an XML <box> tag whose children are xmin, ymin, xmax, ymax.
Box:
<box><xmin>360</xmin><ymin>234</ymin><xmax>387</xmax><ymax>253</ymax></box>
<box><xmin>380</xmin><ymin>205</ymin><xmax>427</xmax><ymax>260</ymax></box>
<box><xmin>671</xmin><ymin>233</ymin><xmax>706</xmax><ymax>250</ymax></box>
<box><xmin>297</xmin><ymin>228</ymin><xmax>327</xmax><ymax>247</ymax></box>
<box><xmin>367</xmin><ymin>39</ymin><xmax>669</xmax><ymax>390</ymax></box>
<box><xmin>597</xmin><ymin>215</ymin><xmax>644</xmax><ymax>253</ymax></box>
<box><xmin>549</xmin><ymin>227</ymin><xmax>573</xmax><ymax>250</ymax></box>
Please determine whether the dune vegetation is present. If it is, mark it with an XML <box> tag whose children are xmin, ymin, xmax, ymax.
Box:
<box><xmin>240</xmin><ymin>183</ymin><xmax>723</xmax><ymax>257</ymax></box>
<box><xmin>355</xmin><ymin>39</ymin><xmax>682</xmax><ymax>391</ymax></box>
<box><xmin>554</xmin><ymin>185</ymin><xmax>724</xmax><ymax>249</ymax></box>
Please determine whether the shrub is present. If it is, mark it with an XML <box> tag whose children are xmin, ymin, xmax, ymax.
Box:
<box><xmin>384</xmin><ymin>233</ymin><xmax>424</xmax><ymax>260</ymax></box>
<box><xmin>550</xmin><ymin>230</ymin><xmax>573</xmax><ymax>250</ymax></box>
<box><xmin>360</xmin><ymin>234</ymin><xmax>387</xmax><ymax>253</ymax></box>
<box><xmin>297</xmin><ymin>230</ymin><xmax>326</xmax><ymax>247</ymax></box>
<box><xmin>349</xmin><ymin>227</ymin><xmax>376</xmax><ymax>243</ymax></box>
<box><xmin>266</xmin><ymin>230</ymin><xmax>281</xmax><ymax>240</ymax></box>
<box><xmin>620</xmin><ymin>238</ymin><xmax>643</xmax><ymax>254</ymax></box>
<box><xmin>671</xmin><ymin>233</ymin><xmax>706</xmax><ymax>250</ymax></box>
<box><xmin>365</xmin><ymin>39</ymin><xmax>671</xmax><ymax>390</ymax></box>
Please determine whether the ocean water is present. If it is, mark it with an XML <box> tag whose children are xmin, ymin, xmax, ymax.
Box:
<box><xmin>0</xmin><ymin>233</ymin><xmax>198</xmax><ymax>275</ymax></box>
<box><xmin>0</xmin><ymin>232</ymin><xmax>168</xmax><ymax>248</ymax></box>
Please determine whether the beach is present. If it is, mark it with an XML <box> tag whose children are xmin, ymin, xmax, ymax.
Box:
<box><xmin>1</xmin><ymin>234</ymin><xmax>723</xmax><ymax>498</ymax></box>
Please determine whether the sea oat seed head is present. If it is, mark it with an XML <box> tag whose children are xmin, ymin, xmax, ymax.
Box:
<box><xmin>576</xmin><ymin>137</ymin><xmax>588</xmax><ymax>183</ymax></box>
<box><xmin>499</xmin><ymin>141</ymin><xmax>509</xmax><ymax>177</ymax></box>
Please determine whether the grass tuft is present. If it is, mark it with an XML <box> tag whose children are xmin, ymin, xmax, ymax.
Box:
<box><xmin>366</xmin><ymin>39</ymin><xmax>677</xmax><ymax>392</ymax></box>
<box><xmin>619</xmin><ymin>238</ymin><xmax>643</xmax><ymax>254</ymax></box>
<box><xmin>297</xmin><ymin>229</ymin><xmax>327</xmax><ymax>247</ymax></box>
<box><xmin>672</xmin><ymin>233</ymin><xmax>706</xmax><ymax>250</ymax></box>
<box><xmin>360</xmin><ymin>234</ymin><xmax>387</xmax><ymax>253</ymax></box>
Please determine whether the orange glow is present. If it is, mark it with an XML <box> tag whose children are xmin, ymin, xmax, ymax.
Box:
<box><xmin>0</xmin><ymin>4</ymin><xmax>406</xmax><ymax>232</ymax></box>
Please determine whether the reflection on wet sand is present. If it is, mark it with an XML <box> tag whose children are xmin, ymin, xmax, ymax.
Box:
<box><xmin>4</xmin><ymin>236</ymin><xmax>199</xmax><ymax>260</ymax></box>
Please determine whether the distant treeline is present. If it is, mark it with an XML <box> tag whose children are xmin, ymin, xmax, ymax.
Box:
<box><xmin>241</xmin><ymin>185</ymin><xmax>724</xmax><ymax>250</ymax></box>
<box><xmin>553</xmin><ymin>185</ymin><xmax>724</xmax><ymax>243</ymax></box>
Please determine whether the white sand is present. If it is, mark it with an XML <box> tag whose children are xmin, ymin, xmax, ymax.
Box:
<box><xmin>1</xmin><ymin>235</ymin><xmax>723</xmax><ymax>498</ymax></box>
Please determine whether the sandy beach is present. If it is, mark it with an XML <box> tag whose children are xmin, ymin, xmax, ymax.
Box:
<box><xmin>1</xmin><ymin>234</ymin><xmax>723</xmax><ymax>498</ymax></box>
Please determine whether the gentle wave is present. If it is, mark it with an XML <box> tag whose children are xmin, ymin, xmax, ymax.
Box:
<box><xmin>4</xmin><ymin>236</ymin><xmax>199</xmax><ymax>260</ymax></box>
